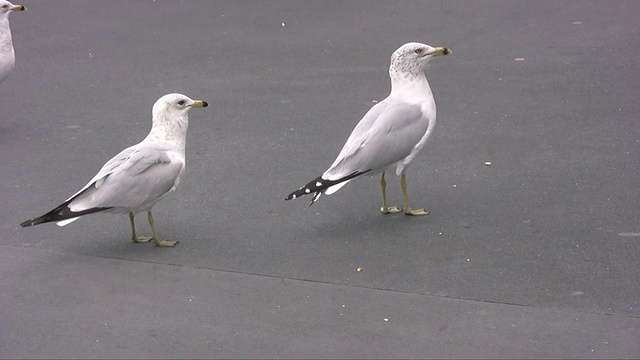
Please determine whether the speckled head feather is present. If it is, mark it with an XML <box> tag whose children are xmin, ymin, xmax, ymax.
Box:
<box><xmin>389</xmin><ymin>42</ymin><xmax>451</xmax><ymax>80</ymax></box>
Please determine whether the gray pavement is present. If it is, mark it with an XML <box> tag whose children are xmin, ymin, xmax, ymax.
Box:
<box><xmin>1</xmin><ymin>0</ymin><xmax>639</xmax><ymax>358</ymax></box>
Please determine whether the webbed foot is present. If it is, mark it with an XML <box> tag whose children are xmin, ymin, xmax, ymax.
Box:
<box><xmin>404</xmin><ymin>207</ymin><xmax>429</xmax><ymax>216</ymax></box>
<box><xmin>132</xmin><ymin>236</ymin><xmax>153</xmax><ymax>243</ymax></box>
<box><xmin>380</xmin><ymin>206</ymin><xmax>402</xmax><ymax>214</ymax></box>
<box><xmin>153</xmin><ymin>239</ymin><xmax>179</xmax><ymax>247</ymax></box>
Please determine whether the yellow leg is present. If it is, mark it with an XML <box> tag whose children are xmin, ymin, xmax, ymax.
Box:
<box><xmin>147</xmin><ymin>211</ymin><xmax>179</xmax><ymax>247</ymax></box>
<box><xmin>130</xmin><ymin>212</ymin><xmax>152</xmax><ymax>243</ymax></box>
<box><xmin>401</xmin><ymin>174</ymin><xmax>429</xmax><ymax>216</ymax></box>
<box><xmin>380</xmin><ymin>172</ymin><xmax>401</xmax><ymax>214</ymax></box>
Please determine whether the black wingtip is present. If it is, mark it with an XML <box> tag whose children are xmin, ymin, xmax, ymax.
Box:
<box><xmin>309</xmin><ymin>191</ymin><xmax>322</xmax><ymax>206</ymax></box>
<box><xmin>20</xmin><ymin>219</ymin><xmax>36</xmax><ymax>228</ymax></box>
<box><xmin>20</xmin><ymin>202</ymin><xmax>113</xmax><ymax>228</ymax></box>
<box><xmin>20</xmin><ymin>213</ymin><xmax>61</xmax><ymax>227</ymax></box>
<box><xmin>285</xmin><ymin>171</ymin><xmax>368</xmax><ymax>203</ymax></box>
<box><xmin>19</xmin><ymin>215</ymin><xmax>51</xmax><ymax>228</ymax></box>
<box><xmin>285</xmin><ymin>176</ymin><xmax>326</xmax><ymax>202</ymax></box>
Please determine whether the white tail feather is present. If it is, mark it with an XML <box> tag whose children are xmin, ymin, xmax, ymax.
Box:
<box><xmin>324</xmin><ymin>180</ymin><xmax>350</xmax><ymax>195</ymax></box>
<box><xmin>56</xmin><ymin>217</ymin><xmax>80</xmax><ymax>227</ymax></box>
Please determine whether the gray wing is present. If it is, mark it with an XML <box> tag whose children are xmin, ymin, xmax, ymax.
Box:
<box><xmin>323</xmin><ymin>100</ymin><xmax>429</xmax><ymax>180</ymax></box>
<box><xmin>326</xmin><ymin>101</ymin><xmax>389</xmax><ymax>170</ymax></box>
<box><xmin>67</xmin><ymin>144</ymin><xmax>184</xmax><ymax>212</ymax></box>
<box><xmin>65</xmin><ymin>145</ymin><xmax>138</xmax><ymax>201</ymax></box>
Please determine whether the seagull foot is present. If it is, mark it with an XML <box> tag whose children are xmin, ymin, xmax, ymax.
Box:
<box><xmin>404</xmin><ymin>207</ymin><xmax>430</xmax><ymax>216</ymax></box>
<box><xmin>154</xmin><ymin>239</ymin><xmax>179</xmax><ymax>247</ymax></box>
<box><xmin>132</xmin><ymin>236</ymin><xmax>153</xmax><ymax>243</ymax></box>
<box><xmin>380</xmin><ymin>206</ymin><xmax>402</xmax><ymax>214</ymax></box>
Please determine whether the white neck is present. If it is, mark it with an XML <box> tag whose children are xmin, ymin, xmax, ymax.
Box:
<box><xmin>390</xmin><ymin>71</ymin><xmax>433</xmax><ymax>101</ymax></box>
<box><xmin>144</xmin><ymin>113</ymin><xmax>189</xmax><ymax>153</ymax></box>
<box><xmin>0</xmin><ymin>17</ymin><xmax>13</xmax><ymax>51</ymax></box>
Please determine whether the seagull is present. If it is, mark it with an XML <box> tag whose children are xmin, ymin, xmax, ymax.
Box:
<box><xmin>20</xmin><ymin>93</ymin><xmax>209</xmax><ymax>247</ymax></box>
<box><xmin>285</xmin><ymin>42</ymin><xmax>451</xmax><ymax>215</ymax></box>
<box><xmin>0</xmin><ymin>0</ymin><xmax>26</xmax><ymax>84</ymax></box>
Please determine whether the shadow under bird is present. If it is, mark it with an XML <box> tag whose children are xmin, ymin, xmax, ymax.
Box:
<box><xmin>20</xmin><ymin>93</ymin><xmax>209</xmax><ymax>247</ymax></box>
<box><xmin>0</xmin><ymin>0</ymin><xmax>26</xmax><ymax>84</ymax></box>
<box><xmin>285</xmin><ymin>42</ymin><xmax>451</xmax><ymax>215</ymax></box>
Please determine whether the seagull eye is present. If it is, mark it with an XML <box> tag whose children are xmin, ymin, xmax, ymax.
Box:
<box><xmin>414</xmin><ymin>49</ymin><xmax>423</xmax><ymax>54</ymax></box>
<box><xmin>177</xmin><ymin>100</ymin><xmax>185</xmax><ymax>106</ymax></box>
<box><xmin>1</xmin><ymin>5</ymin><xmax>8</xmax><ymax>8</ymax></box>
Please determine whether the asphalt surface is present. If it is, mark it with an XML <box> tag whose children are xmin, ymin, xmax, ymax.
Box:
<box><xmin>1</xmin><ymin>0</ymin><xmax>639</xmax><ymax>358</ymax></box>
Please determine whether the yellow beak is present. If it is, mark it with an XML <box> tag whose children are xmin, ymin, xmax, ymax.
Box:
<box><xmin>431</xmin><ymin>47</ymin><xmax>452</xmax><ymax>56</ymax></box>
<box><xmin>191</xmin><ymin>100</ymin><xmax>209</xmax><ymax>108</ymax></box>
<box><xmin>13</xmin><ymin>4</ymin><xmax>27</xmax><ymax>11</ymax></box>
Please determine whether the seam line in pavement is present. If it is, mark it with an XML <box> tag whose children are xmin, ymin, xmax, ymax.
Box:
<box><xmin>15</xmin><ymin>245</ymin><xmax>635</xmax><ymax>320</ymax></box>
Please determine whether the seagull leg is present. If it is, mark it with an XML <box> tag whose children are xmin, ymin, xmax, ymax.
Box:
<box><xmin>147</xmin><ymin>211</ymin><xmax>179</xmax><ymax>247</ymax></box>
<box><xmin>380</xmin><ymin>172</ymin><xmax>401</xmax><ymax>214</ymax></box>
<box><xmin>401</xmin><ymin>174</ymin><xmax>429</xmax><ymax>216</ymax></box>
<box><xmin>130</xmin><ymin>212</ymin><xmax>152</xmax><ymax>243</ymax></box>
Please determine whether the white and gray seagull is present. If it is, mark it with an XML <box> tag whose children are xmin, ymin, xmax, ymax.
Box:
<box><xmin>20</xmin><ymin>93</ymin><xmax>209</xmax><ymax>247</ymax></box>
<box><xmin>0</xmin><ymin>0</ymin><xmax>26</xmax><ymax>84</ymax></box>
<box><xmin>285</xmin><ymin>42</ymin><xmax>451</xmax><ymax>215</ymax></box>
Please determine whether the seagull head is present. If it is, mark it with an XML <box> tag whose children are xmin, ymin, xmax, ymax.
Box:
<box><xmin>0</xmin><ymin>1</ymin><xmax>27</xmax><ymax>18</ymax></box>
<box><xmin>389</xmin><ymin>42</ymin><xmax>451</xmax><ymax>78</ymax></box>
<box><xmin>152</xmin><ymin>93</ymin><xmax>209</xmax><ymax>121</ymax></box>
<box><xmin>150</xmin><ymin>93</ymin><xmax>209</xmax><ymax>136</ymax></box>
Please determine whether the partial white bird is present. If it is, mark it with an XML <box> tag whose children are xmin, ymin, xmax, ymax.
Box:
<box><xmin>20</xmin><ymin>93</ymin><xmax>209</xmax><ymax>247</ymax></box>
<box><xmin>0</xmin><ymin>0</ymin><xmax>26</xmax><ymax>84</ymax></box>
<box><xmin>285</xmin><ymin>42</ymin><xmax>451</xmax><ymax>215</ymax></box>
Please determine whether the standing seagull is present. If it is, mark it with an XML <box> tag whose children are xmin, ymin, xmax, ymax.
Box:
<box><xmin>285</xmin><ymin>42</ymin><xmax>451</xmax><ymax>215</ymax></box>
<box><xmin>20</xmin><ymin>93</ymin><xmax>209</xmax><ymax>247</ymax></box>
<box><xmin>0</xmin><ymin>0</ymin><xmax>26</xmax><ymax>84</ymax></box>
